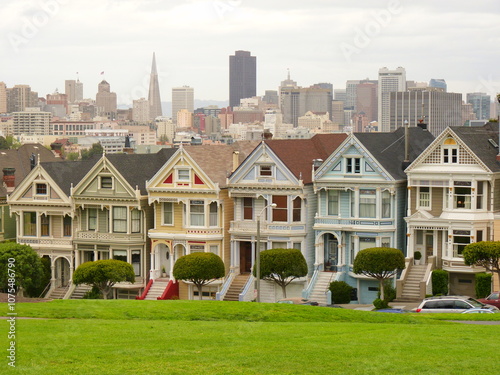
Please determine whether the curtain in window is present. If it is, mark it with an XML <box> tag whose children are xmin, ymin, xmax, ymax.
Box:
<box><xmin>327</xmin><ymin>190</ymin><xmax>339</xmax><ymax>215</ymax></box>
<box><xmin>163</xmin><ymin>202</ymin><xmax>173</xmax><ymax>225</ymax></box>
<box><xmin>359</xmin><ymin>190</ymin><xmax>376</xmax><ymax>218</ymax></box>
<box><xmin>190</xmin><ymin>202</ymin><xmax>205</xmax><ymax>226</ymax></box>
<box><xmin>113</xmin><ymin>207</ymin><xmax>127</xmax><ymax>233</ymax></box>
<box><xmin>131</xmin><ymin>209</ymin><xmax>141</xmax><ymax>233</ymax></box>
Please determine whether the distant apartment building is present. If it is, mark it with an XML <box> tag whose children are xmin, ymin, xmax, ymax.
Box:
<box><xmin>51</xmin><ymin>121</ymin><xmax>96</xmax><ymax>136</ymax></box>
<box><xmin>45</xmin><ymin>92</ymin><xmax>68</xmax><ymax>117</ymax></box>
<box><xmin>95</xmin><ymin>80</ymin><xmax>117</xmax><ymax>117</ymax></box>
<box><xmin>7</xmin><ymin>85</ymin><xmax>38</xmax><ymax>113</ymax></box>
<box><xmin>0</xmin><ymin>82</ymin><xmax>7</xmax><ymax>113</ymax></box>
<box><xmin>466</xmin><ymin>92</ymin><xmax>491</xmax><ymax>120</ymax></box>
<box><xmin>172</xmin><ymin>86</ymin><xmax>194</xmax><ymax>124</ymax></box>
<box><xmin>280</xmin><ymin>85</ymin><xmax>332</xmax><ymax>127</ymax></box>
<box><xmin>229</xmin><ymin>50</ymin><xmax>256</xmax><ymax>108</ymax></box>
<box><xmin>262</xmin><ymin>90</ymin><xmax>279</xmax><ymax>106</ymax></box>
<box><xmin>429</xmin><ymin>78</ymin><xmax>447</xmax><ymax>92</ymax></box>
<box><xmin>65</xmin><ymin>79</ymin><xmax>83</xmax><ymax>103</ymax></box>
<box><xmin>462</xmin><ymin>102</ymin><xmax>477</xmax><ymax>125</ymax></box>
<box><xmin>356</xmin><ymin>82</ymin><xmax>377</xmax><ymax>123</ymax></box>
<box><xmin>378</xmin><ymin>67</ymin><xmax>406</xmax><ymax>132</ymax></box>
<box><xmin>156</xmin><ymin>118</ymin><xmax>175</xmax><ymax>143</ymax></box>
<box><xmin>176</xmin><ymin>109</ymin><xmax>193</xmax><ymax>128</ymax></box>
<box><xmin>133</xmin><ymin>98</ymin><xmax>150</xmax><ymax>123</ymax></box>
<box><xmin>388</xmin><ymin>90</ymin><xmax>462</xmax><ymax>135</ymax></box>
<box><xmin>12</xmin><ymin>107</ymin><xmax>51</xmax><ymax>136</ymax></box>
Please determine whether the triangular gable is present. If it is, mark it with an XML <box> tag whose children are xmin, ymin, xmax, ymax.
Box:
<box><xmin>407</xmin><ymin>209</ymin><xmax>434</xmax><ymax>220</ymax></box>
<box><xmin>147</xmin><ymin>148</ymin><xmax>217</xmax><ymax>192</ymax></box>
<box><xmin>315</xmin><ymin>135</ymin><xmax>393</xmax><ymax>182</ymax></box>
<box><xmin>405</xmin><ymin>128</ymin><xmax>491</xmax><ymax>173</ymax></box>
<box><xmin>228</xmin><ymin>142</ymin><xmax>300</xmax><ymax>186</ymax></box>
<box><xmin>72</xmin><ymin>156</ymin><xmax>137</xmax><ymax>198</ymax></box>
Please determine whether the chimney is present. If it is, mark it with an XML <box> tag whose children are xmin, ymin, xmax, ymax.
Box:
<box><xmin>3</xmin><ymin>168</ymin><xmax>15</xmax><ymax>192</ymax></box>
<box><xmin>402</xmin><ymin>120</ymin><xmax>411</xmax><ymax>170</ymax></box>
<box><xmin>232</xmin><ymin>151</ymin><xmax>240</xmax><ymax>172</ymax></box>
<box><xmin>417</xmin><ymin>123</ymin><xmax>427</xmax><ymax>131</ymax></box>
<box><xmin>50</xmin><ymin>142</ymin><xmax>63</xmax><ymax>157</ymax></box>
<box><xmin>313</xmin><ymin>159</ymin><xmax>323</xmax><ymax>171</ymax></box>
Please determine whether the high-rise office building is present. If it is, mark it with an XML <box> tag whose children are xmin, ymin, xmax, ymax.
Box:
<box><xmin>172</xmin><ymin>86</ymin><xmax>194</xmax><ymax>124</ymax></box>
<box><xmin>378</xmin><ymin>67</ymin><xmax>406</xmax><ymax>132</ymax></box>
<box><xmin>148</xmin><ymin>52</ymin><xmax>163</xmax><ymax>120</ymax></box>
<box><xmin>388</xmin><ymin>90</ymin><xmax>462</xmax><ymax>135</ymax></box>
<box><xmin>429</xmin><ymin>79</ymin><xmax>447</xmax><ymax>92</ymax></box>
<box><xmin>333</xmin><ymin>89</ymin><xmax>347</xmax><ymax>102</ymax></box>
<box><xmin>7</xmin><ymin>85</ymin><xmax>38</xmax><ymax>113</ymax></box>
<box><xmin>280</xmin><ymin>85</ymin><xmax>332</xmax><ymax>127</ymax></box>
<box><xmin>133</xmin><ymin>98</ymin><xmax>150</xmax><ymax>123</ymax></box>
<box><xmin>229</xmin><ymin>50</ymin><xmax>256</xmax><ymax>108</ymax></box>
<box><xmin>466</xmin><ymin>92</ymin><xmax>490</xmax><ymax>120</ymax></box>
<box><xmin>65</xmin><ymin>79</ymin><xmax>84</xmax><ymax>103</ymax></box>
<box><xmin>356</xmin><ymin>82</ymin><xmax>377</xmax><ymax>123</ymax></box>
<box><xmin>95</xmin><ymin>80</ymin><xmax>117</xmax><ymax>117</ymax></box>
<box><xmin>0</xmin><ymin>82</ymin><xmax>7</xmax><ymax>113</ymax></box>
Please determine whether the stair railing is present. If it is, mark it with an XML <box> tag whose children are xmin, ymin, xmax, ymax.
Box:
<box><xmin>239</xmin><ymin>274</ymin><xmax>255</xmax><ymax>301</ymax></box>
<box><xmin>302</xmin><ymin>265</ymin><xmax>320</xmax><ymax>299</ymax></box>
<box><xmin>136</xmin><ymin>278</ymin><xmax>154</xmax><ymax>300</ymax></box>
<box><xmin>38</xmin><ymin>281</ymin><xmax>52</xmax><ymax>298</ymax></box>
<box><xmin>216</xmin><ymin>269</ymin><xmax>235</xmax><ymax>301</ymax></box>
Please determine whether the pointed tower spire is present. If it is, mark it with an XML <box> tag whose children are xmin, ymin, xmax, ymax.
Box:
<box><xmin>148</xmin><ymin>52</ymin><xmax>163</xmax><ymax>121</ymax></box>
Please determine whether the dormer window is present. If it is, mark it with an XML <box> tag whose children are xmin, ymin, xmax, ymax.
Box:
<box><xmin>178</xmin><ymin>169</ymin><xmax>190</xmax><ymax>181</ymax></box>
<box><xmin>346</xmin><ymin>158</ymin><xmax>361</xmax><ymax>173</ymax></box>
<box><xmin>259</xmin><ymin>165</ymin><xmax>272</xmax><ymax>177</ymax></box>
<box><xmin>100</xmin><ymin>176</ymin><xmax>112</xmax><ymax>189</ymax></box>
<box><xmin>36</xmin><ymin>183</ymin><xmax>47</xmax><ymax>195</ymax></box>
<box><xmin>443</xmin><ymin>138</ymin><xmax>458</xmax><ymax>163</ymax></box>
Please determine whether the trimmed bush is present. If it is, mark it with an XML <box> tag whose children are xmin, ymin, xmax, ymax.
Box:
<box><xmin>475</xmin><ymin>272</ymin><xmax>492</xmax><ymax>298</ymax></box>
<box><xmin>83</xmin><ymin>286</ymin><xmax>103</xmax><ymax>299</ymax></box>
<box><xmin>373</xmin><ymin>298</ymin><xmax>389</xmax><ymax>309</ymax></box>
<box><xmin>414</xmin><ymin>251</ymin><xmax>422</xmax><ymax>260</ymax></box>
<box><xmin>378</xmin><ymin>279</ymin><xmax>396</xmax><ymax>303</ymax></box>
<box><xmin>329</xmin><ymin>281</ymin><xmax>352</xmax><ymax>304</ymax></box>
<box><xmin>432</xmin><ymin>269</ymin><xmax>449</xmax><ymax>296</ymax></box>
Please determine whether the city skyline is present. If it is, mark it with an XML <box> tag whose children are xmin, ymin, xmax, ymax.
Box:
<box><xmin>2</xmin><ymin>1</ymin><xmax>499</xmax><ymax>105</ymax></box>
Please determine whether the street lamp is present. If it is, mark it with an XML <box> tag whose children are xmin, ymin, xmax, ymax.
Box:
<box><xmin>256</xmin><ymin>202</ymin><xmax>277</xmax><ymax>302</ymax></box>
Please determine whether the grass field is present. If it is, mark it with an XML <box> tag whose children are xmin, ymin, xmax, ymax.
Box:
<box><xmin>3</xmin><ymin>300</ymin><xmax>499</xmax><ymax>374</ymax></box>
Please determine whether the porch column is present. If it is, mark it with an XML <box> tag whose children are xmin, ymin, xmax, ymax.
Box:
<box><xmin>50</xmin><ymin>256</ymin><xmax>56</xmax><ymax>288</ymax></box>
<box><xmin>69</xmin><ymin>254</ymin><xmax>75</xmax><ymax>282</ymax></box>
<box><xmin>150</xmin><ymin>250</ymin><xmax>155</xmax><ymax>280</ymax></box>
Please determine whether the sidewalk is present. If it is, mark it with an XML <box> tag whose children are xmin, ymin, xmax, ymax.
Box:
<box><xmin>339</xmin><ymin>301</ymin><xmax>420</xmax><ymax>311</ymax></box>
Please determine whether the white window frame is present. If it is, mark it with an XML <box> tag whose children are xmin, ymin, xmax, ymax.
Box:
<box><xmin>177</xmin><ymin>169</ymin><xmax>190</xmax><ymax>182</ymax></box>
<box><xmin>346</xmin><ymin>157</ymin><xmax>361</xmax><ymax>174</ymax></box>
<box><xmin>418</xmin><ymin>187</ymin><xmax>431</xmax><ymax>209</ymax></box>
<box><xmin>327</xmin><ymin>190</ymin><xmax>339</xmax><ymax>216</ymax></box>
<box><xmin>100</xmin><ymin>176</ymin><xmax>113</xmax><ymax>189</ymax></box>
<box><xmin>259</xmin><ymin>165</ymin><xmax>273</xmax><ymax>177</ymax></box>
<box><xmin>162</xmin><ymin>202</ymin><xmax>174</xmax><ymax>226</ymax></box>
<box><xmin>189</xmin><ymin>200</ymin><xmax>205</xmax><ymax>227</ymax></box>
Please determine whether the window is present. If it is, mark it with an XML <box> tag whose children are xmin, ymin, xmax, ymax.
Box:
<box><xmin>350</xmin><ymin>190</ymin><xmax>355</xmax><ymax>217</ymax></box>
<box><xmin>346</xmin><ymin>158</ymin><xmax>361</xmax><ymax>173</ymax></box>
<box><xmin>477</xmin><ymin>230</ymin><xmax>483</xmax><ymax>242</ymax></box>
<box><xmin>476</xmin><ymin>182</ymin><xmax>484</xmax><ymax>209</ymax></box>
<box><xmin>87</xmin><ymin>209</ymin><xmax>98</xmax><ymax>231</ymax></box>
<box><xmin>381</xmin><ymin>237</ymin><xmax>391</xmax><ymax>248</ymax></box>
<box><xmin>272</xmin><ymin>196</ymin><xmax>288</xmax><ymax>222</ymax></box>
<box><xmin>327</xmin><ymin>190</ymin><xmax>339</xmax><ymax>215</ymax></box>
<box><xmin>243</xmin><ymin>198</ymin><xmax>253</xmax><ymax>220</ymax></box>
<box><xmin>209</xmin><ymin>202</ymin><xmax>218</xmax><ymax>227</ymax></box>
<box><xmin>453</xmin><ymin>230</ymin><xmax>471</xmax><ymax>257</ymax></box>
<box><xmin>292</xmin><ymin>197</ymin><xmax>301</xmax><ymax>222</ymax></box>
<box><xmin>41</xmin><ymin>215</ymin><xmax>49</xmax><ymax>237</ymax></box>
<box><xmin>259</xmin><ymin>165</ymin><xmax>272</xmax><ymax>177</ymax></box>
<box><xmin>443</xmin><ymin>148</ymin><xmax>458</xmax><ymax>163</ymax></box>
<box><xmin>293</xmin><ymin>242</ymin><xmax>302</xmax><ymax>251</ymax></box>
<box><xmin>209</xmin><ymin>245</ymin><xmax>219</xmax><ymax>256</ymax></box>
<box><xmin>23</xmin><ymin>212</ymin><xmax>36</xmax><ymax>236</ymax></box>
<box><xmin>131</xmin><ymin>209</ymin><xmax>141</xmax><ymax>233</ymax></box>
<box><xmin>190</xmin><ymin>200</ymin><xmax>205</xmax><ymax>226</ymax></box>
<box><xmin>162</xmin><ymin>202</ymin><xmax>173</xmax><ymax>225</ymax></box>
<box><xmin>177</xmin><ymin>169</ymin><xmax>190</xmax><ymax>181</ymax></box>
<box><xmin>113</xmin><ymin>250</ymin><xmax>127</xmax><ymax>262</ymax></box>
<box><xmin>36</xmin><ymin>183</ymin><xmax>47</xmax><ymax>195</ymax></box>
<box><xmin>418</xmin><ymin>187</ymin><xmax>430</xmax><ymax>209</ymax></box>
<box><xmin>359</xmin><ymin>189</ymin><xmax>376</xmax><ymax>218</ymax></box>
<box><xmin>113</xmin><ymin>207</ymin><xmax>127</xmax><ymax>233</ymax></box>
<box><xmin>100</xmin><ymin>176</ymin><xmax>112</xmax><ymax>189</ymax></box>
<box><xmin>190</xmin><ymin>245</ymin><xmax>204</xmax><ymax>253</ymax></box>
<box><xmin>360</xmin><ymin>237</ymin><xmax>376</xmax><ymax>251</ymax></box>
<box><xmin>272</xmin><ymin>242</ymin><xmax>287</xmax><ymax>249</ymax></box>
<box><xmin>381</xmin><ymin>191</ymin><xmax>391</xmax><ymax>218</ymax></box>
<box><xmin>63</xmin><ymin>216</ymin><xmax>72</xmax><ymax>237</ymax></box>
<box><xmin>132</xmin><ymin>250</ymin><xmax>141</xmax><ymax>276</ymax></box>
<box><xmin>454</xmin><ymin>182</ymin><xmax>471</xmax><ymax>209</ymax></box>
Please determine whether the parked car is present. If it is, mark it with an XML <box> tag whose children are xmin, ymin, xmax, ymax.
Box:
<box><xmin>277</xmin><ymin>298</ymin><xmax>318</xmax><ymax>305</ymax></box>
<box><xmin>462</xmin><ymin>308</ymin><xmax>499</xmax><ymax>314</ymax></box>
<box><xmin>477</xmin><ymin>292</ymin><xmax>500</xmax><ymax>309</ymax></box>
<box><xmin>413</xmin><ymin>295</ymin><xmax>499</xmax><ymax>313</ymax></box>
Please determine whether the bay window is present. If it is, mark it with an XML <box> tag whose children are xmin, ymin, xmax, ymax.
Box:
<box><xmin>190</xmin><ymin>200</ymin><xmax>205</xmax><ymax>226</ymax></box>
<box><xmin>272</xmin><ymin>196</ymin><xmax>288</xmax><ymax>222</ymax></box>
<box><xmin>163</xmin><ymin>202</ymin><xmax>173</xmax><ymax>225</ymax></box>
<box><xmin>359</xmin><ymin>189</ymin><xmax>376</xmax><ymax>218</ymax></box>
<box><xmin>327</xmin><ymin>190</ymin><xmax>339</xmax><ymax>215</ymax></box>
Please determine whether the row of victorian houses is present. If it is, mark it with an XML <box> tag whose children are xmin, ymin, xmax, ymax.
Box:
<box><xmin>4</xmin><ymin>122</ymin><xmax>500</xmax><ymax>303</ymax></box>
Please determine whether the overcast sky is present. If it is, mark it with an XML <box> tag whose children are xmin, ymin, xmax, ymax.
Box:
<box><xmin>2</xmin><ymin>0</ymin><xmax>499</xmax><ymax>106</ymax></box>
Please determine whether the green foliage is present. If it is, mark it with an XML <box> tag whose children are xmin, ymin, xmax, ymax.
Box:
<box><xmin>66</xmin><ymin>152</ymin><xmax>80</xmax><ymax>161</ymax></box>
<box><xmin>83</xmin><ymin>286</ymin><xmax>103</xmax><ymax>299</ymax></box>
<box><xmin>0</xmin><ymin>242</ymin><xmax>44</xmax><ymax>296</ymax></box>
<box><xmin>475</xmin><ymin>273</ymin><xmax>492</xmax><ymax>298</ymax></box>
<box><xmin>329</xmin><ymin>281</ymin><xmax>352</xmax><ymax>304</ymax></box>
<box><xmin>26</xmin><ymin>255</ymin><xmax>51</xmax><ymax>297</ymax></box>
<box><xmin>73</xmin><ymin>259</ymin><xmax>135</xmax><ymax>299</ymax></box>
<box><xmin>373</xmin><ymin>298</ymin><xmax>389</xmax><ymax>309</ymax></box>
<box><xmin>4</xmin><ymin>135</ymin><xmax>20</xmax><ymax>149</ymax></box>
<box><xmin>81</xmin><ymin>142</ymin><xmax>103</xmax><ymax>160</ymax></box>
<box><xmin>173</xmin><ymin>252</ymin><xmax>225</xmax><ymax>300</ymax></box>
<box><xmin>414</xmin><ymin>251</ymin><xmax>422</xmax><ymax>260</ymax></box>
<box><xmin>463</xmin><ymin>241</ymin><xmax>500</xmax><ymax>286</ymax></box>
<box><xmin>353</xmin><ymin>247</ymin><xmax>405</xmax><ymax>300</ymax></box>
<box><xmin>0</xmin><ymin>136</ymin><xmax>9</xmax><ymax>149</ymax></box>
<box><xmin>431</xmin><ymin>269</ymin><xmax>449</xmax><ymax>296</ymax></box>
<box><xmin>255</xmin><ymin>248</ymin><xmax>308</xmax><ymax>298</ymax></box>
<box><xmin>378</xmin><ymin>279</ymin><xmax>396</xmax><ymax>303</ymax></box>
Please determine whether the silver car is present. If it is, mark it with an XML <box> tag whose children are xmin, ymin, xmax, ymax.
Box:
<box><xmin>414</xmin><ymin>295</ymin><xmax>499</xmax><ymax>313</ymax></box>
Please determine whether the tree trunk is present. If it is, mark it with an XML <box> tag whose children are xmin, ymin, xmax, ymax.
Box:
<box><xmin>281</xmin><ymin>284</ymin><xmax>287</xmax><ymax>299</ymax></box>
<box><xmin>197</xmin><ymin>285</ymin><xmax>203</xmax><ymax>300</ymax></box>
<box><xmin>379</xmin><ymin>279</ymin><xmax>385</xmax><ymax>301</ymax></box>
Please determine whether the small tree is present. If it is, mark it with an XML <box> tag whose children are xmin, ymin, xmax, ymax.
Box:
<box><xmin>475</xmin><ymin>273</ymin><xmax>492</xmax><ymax>298</ymax></box>
<box><xmin>81</xmin><ymin>142</ymin><xmax>103</xmax><ymax>160</ymax></box>
<box><xmin>329</xmin><ymin>281</ymin><xmax>352</xmax><ymax>304</ymax></box>
<box><xmin>173</xmin><ymin>252</ymin><xmax>225</xmax><ymax>300</ymax></box>
<box><xmin>0</xmin><ymin>243</ymin><xmax>44</xmax><ymax>297</ymax></box>
<box><xmin>353</xmin><ymin>247</ymin><xmax>405</xmax><ymax>301</ymax></box>
<box><xmin>73</xmin><ymin>259</ymin><xmax>135</xmax><ymax>299</ymax></box>
<box><xmin>255</xmin><ymin>248</ymin><xmax>308</xmax><ymax>298</ymax></box>
<box><xmin>463</xmin><ymin>241</ymin><xmax>500</xmax><ymax>286</ymax></box>
<box><xmin>432</xmin><ymin>269</ymin><xmax>449</xmax><ymax>296</ymax></box>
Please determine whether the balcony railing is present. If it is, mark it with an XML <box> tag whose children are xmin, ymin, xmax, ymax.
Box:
<box><xmin>75</xmin><ymin>231</ymin><xmax>144</xmax><ymax>242</ymax></box>
<box><xmin>314</xmin><ymin>217</ymin><xmax>394</xmax><ymax>227</ymax></box>
<box><xmin>230</xmin><ymin>221</ymin><xmax>306</xmax><ymax>233</ymax></box>
<box><xmin>17</xmin><ymin>237</ymin><xmax>72</xmax><ymax>247</ymax></box>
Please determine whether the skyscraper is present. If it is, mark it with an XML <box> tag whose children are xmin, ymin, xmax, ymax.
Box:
<box><xmin>429</xmin><ymin>79</ymin><xmax>447</xmax><ymax>92</ymax></box>
<box><xmin>172</xmin><ymin>86</ymin><xmax>194</xmax><ymax>124</ymax></box>
<box><xmin>65</xmin><ymin>79</ymin><xmax>84</xmax><ymax>103</ymax></box>
<box><xmin>378</xmin><ymin>67</ymin><xmax>406</xmax><ymax>132</ymax></box>
<box><xmin>466</xmin><ymin>92</ymin><xmax>490</xmax><ymax>120</ymax></box>
<box><xmin>229</xmin><ymin>50</ymin><xmax>256</xmax><ymax>108</ymax></box>
<box><xmin>95</xmin><ymin>80</ymin><xmax>117</xmax><ymax>117</ymax></box>
<box><xmin>280</xmin><ymin>84</ymin><xmax>332</xmax><ymax>127</ymax></box>
<box><xmin>148</xmin><ymin>52</ymin><xmax>163</xmax><ymax>120</ymax></box>
<box><xmin>0</xmin><ymin>82</ymin><xmax>7</xmax><ymax>113</ymax></box>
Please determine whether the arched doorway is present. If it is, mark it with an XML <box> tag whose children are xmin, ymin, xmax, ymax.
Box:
<box><xmin>54</xmin><ymin>257</ymin><xmax>70</xmax><ymax>287</ymax></box>
<box><xmin>323</xmin><ymin>233</ymin><xmax>339</xmax><ymax>272</ymax></box>
<box><xmin>153</xmin><ymin>243</ymin><xmax>171</xmax><ymax>278</ymax></box>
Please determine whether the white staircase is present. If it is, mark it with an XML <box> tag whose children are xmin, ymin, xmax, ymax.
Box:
<box><xmin>309</xmin><ymin>272</ymin><xmax>335</xmax><ymax>304</ymax></box>
<box><xmin>144</xmin><ymin>279</ymin><xmax>170</xmax><ymax>300</ymax></box>
<box><xmin>259</xmin><ymin>280</ymin><xmax>277</xmax><ymax>303</ymax></box>
<box><xmin>70</xmin><ymin>285</ymin><xmax>92</xmax><ymax>299</ymax></box>
<box><xmin>398</xmin><ymin>265</ymin><xmax>427</xmax><ymax>301</ymax></box>
<box><xmin>223</xmin><ymin>273</ymin><xmax>250</xmax><ymax>301</ymax></box>
<box><xmin>46</xmin><ymin>286</ymin><xmax>70</xmax><ymax>299</ymax></box>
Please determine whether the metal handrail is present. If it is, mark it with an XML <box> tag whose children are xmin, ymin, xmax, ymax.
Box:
<box><xmin>302</xmin><ymin>265</ymin><xmax>320</xmax><ymax>299</ymax></box>
<box><xmin>38</xmin><ymin>281</ymin><xmax>52</xmax><ymax>298</ymax></box>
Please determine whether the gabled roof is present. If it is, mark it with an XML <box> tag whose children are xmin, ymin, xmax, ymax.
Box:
<box><xmin>183</xmin><ymin>141</ymin><xmax>259</xmax><ymax>187</ymax></box>
<box><xmin>264</xmin><ymin>133</ymin><xmax>348</xmax><ymax>184</ymax></box>
<box><xmin>355</xmin><ymin>127</ymin><xmax>435</xmax><ymax>180</ymax></box>
<box><xmin>41</xmin><ymin>160</ymin><xmax>96</xmax><ymax>196</ymax></box>
<box><xmin>450</xmin><ymin>122</ymin><xmax>500</xmax><ymax>172</ymax></box>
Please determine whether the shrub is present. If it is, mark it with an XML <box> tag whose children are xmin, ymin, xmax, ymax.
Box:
<box><xmin>378</xmin><ymin>279</ymin><xmax>396</xmax><ymax>302</ymax></box>
<box><xmin>83</xmin><ymin>286</ymin><xmax>103</xmax><ymax>299</ymax></box>
<box><xmin>373</xmin><ymin>298</ymin><xmax>389</xmax><ymax>309</ymax></box>
<box><xmin>414</xmin><ymin>251</ymin><xmax>422</xmax><ymax>260</ymax></box>
<box><xmin>475</xmin><ymin>272</ymin><xmax>492</xmax><ymax>298</ymax></box>
<box><xmin>329</xmin><ymin>281</ymin><xmax>352</xmax><ymax>304</ymax></box>
<box><xmin>432</xmin><ymin>269</ymin><xmax>449</xmax><ymax>296</ymax></box>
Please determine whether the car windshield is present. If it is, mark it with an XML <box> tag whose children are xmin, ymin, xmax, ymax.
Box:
<box><xmin>467</xmin><ymin>298</ymin><xmax>484</xmax><ymax>308</ymax></box>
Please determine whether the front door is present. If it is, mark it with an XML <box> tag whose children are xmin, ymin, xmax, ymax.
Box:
<box><xmin>239</xmin><ymin>242</ymin><xmax>252</xmax><ymax>273</ymax></box>
<box><xmin>324</xmin><ymin>234</ymin><xmax>338</xmax><ymax>271</ymax></box>
<box><xmin>425</xmin><ymin>233</ymin><xmax>433</xmax><ymax>262</ymax></box>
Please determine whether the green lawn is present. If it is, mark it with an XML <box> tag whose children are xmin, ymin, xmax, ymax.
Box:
<box><xmin>3</xmin><ymin>300</ymin><xmax>499</xmax><ymax>374</ymax></box>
